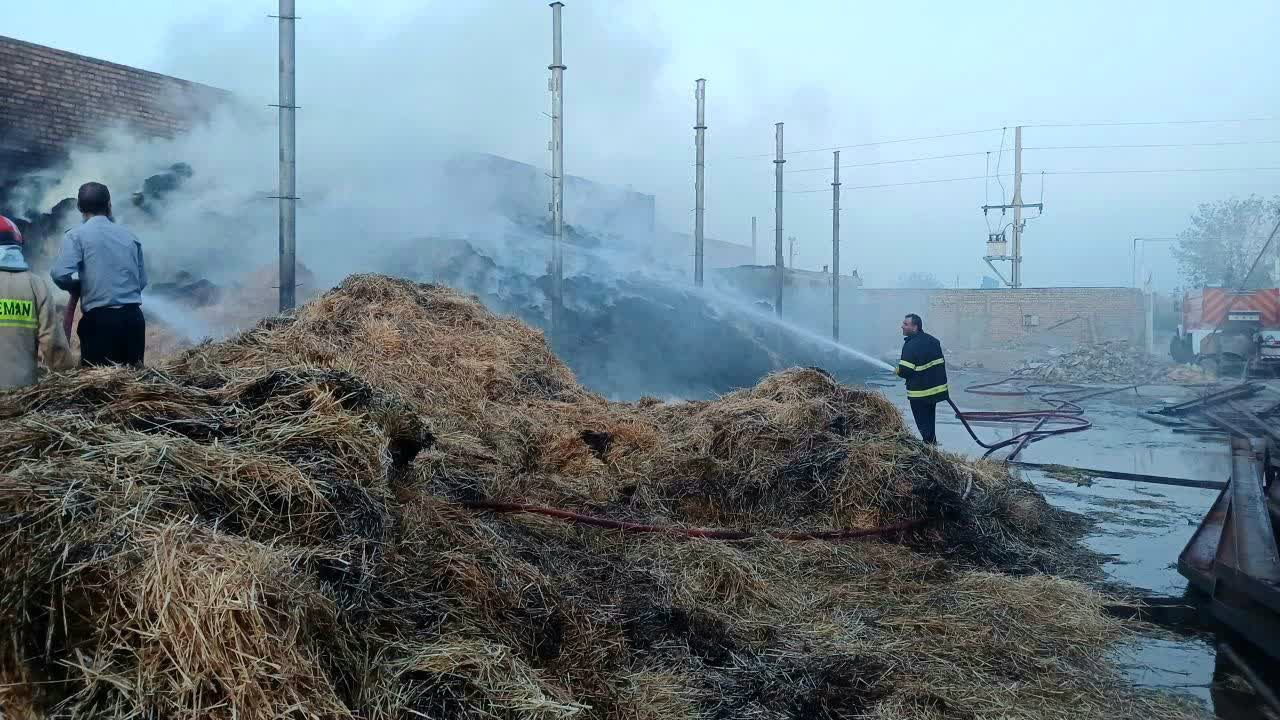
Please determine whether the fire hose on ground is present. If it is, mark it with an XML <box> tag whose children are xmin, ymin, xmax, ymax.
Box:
<box><xmin>944</xmin><ymin>378</ymin><xmax>1227</xmax><ymax>489</ymax></box>
<box><xmin>947</xmin><ymin>378</ymin><xmax>1140</xmax><ymax>462</ymax></box>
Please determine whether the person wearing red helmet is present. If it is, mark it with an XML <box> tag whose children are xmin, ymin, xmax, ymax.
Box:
<box><xmin>0</xmin><ymin>215</ymin><xmax>73</xmax><ymax>387</ymax></box>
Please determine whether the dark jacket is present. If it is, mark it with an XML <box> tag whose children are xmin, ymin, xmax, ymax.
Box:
<box><xmin>897</xmin><ymin>331</ymin><xmax>948</xmax><ymax>402</ymax></box>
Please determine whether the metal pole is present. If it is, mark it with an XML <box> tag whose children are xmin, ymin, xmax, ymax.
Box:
<box><xmin>277</xmin><ymin>0</ymin><xmax>296</xmax><ymax>312</ymax></box>
<box><xmin>832</xmin><ymin>150</ymin><xmax>840</xmax><ymax>340</ymax></box>
<box><xmin>1132</xmin><ymin>237</ymin><xmax>1139</xmax><ymax>288</ymax></box>
<box><xmin>693</xmin><ymin>78</ymin><xmax>706</xmax><ymax>286</ymax></box>
<box><xmin>789</xmin><ymin>236</ymin><xmax>796</xmax><ymax>268</ymax></box>
<box><xmin>774</xmin><ymin>122</ymin><xmax>784</xmax><ymax>316</ymax></box>
<box><xmin>751</xmin><ymin>216</ymin><xmax>757</xmax><ymax>265</ymax></box>
<box><xmin>549</xmin><ymin>2</ymin><xmax>565</xmax><ymax>342</ymax></box>
<box><xmin>1011</xmin><ymin>125</ymin><xmax>1023</xmax><ymax>288</ymax></box>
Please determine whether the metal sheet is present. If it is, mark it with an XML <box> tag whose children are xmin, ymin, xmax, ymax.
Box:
<box><xmin>1178</xmin><ymin>487</ymin><xmax>1230</xmax><ymax>595</ymax></box>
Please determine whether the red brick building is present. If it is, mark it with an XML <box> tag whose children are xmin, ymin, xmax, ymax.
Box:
<box><xmin>0</xmin><ymin>35</ymin><xmax>228</xmax><ymax>187</ymax></box>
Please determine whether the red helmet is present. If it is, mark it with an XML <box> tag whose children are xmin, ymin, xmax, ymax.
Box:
<box><xmin>0</xmin><ymin>216</ymin><xmax>21</xmax><ymax>246</ymax></box>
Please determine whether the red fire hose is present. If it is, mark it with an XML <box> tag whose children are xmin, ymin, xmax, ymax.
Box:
<box><xmin>947</xmin><ymin>377</ymin><xmax>1138</xmax><ymax>461</ymax></box>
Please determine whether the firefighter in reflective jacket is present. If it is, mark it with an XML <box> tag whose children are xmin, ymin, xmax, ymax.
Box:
<box><xmin>0</xmin><ymin>216</ymin><xmax>73</xmax><ymax>388</ymax></box>
<box><xmin>896</xmin><ymin>313</ymin><xmax>948</xmax><ymax>444</ymax></box>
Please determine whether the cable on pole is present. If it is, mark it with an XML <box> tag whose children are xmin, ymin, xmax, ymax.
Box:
<box><xmin>1025</xmin><ymin>139</ymin><xmax>1280</xmax><ymax>151</ymax></box>
<box><xmin>994</xmin><ymin>127</ymin><xmax>1008</xmax><ymax>201</ymax></box>
<box><xmin>785</xmin><ymin>150</ymin><xmax>993</xmax><ymax>174</ymax></box>
<box><xmin>714</xmin><ymin>127</ymin><xmax>1001</xmax><ymax>161</ymax></box>
<box><xmin>1023</xmin><ymin>117</ymin><xmax>1277</xmax><ymax>129</ymax></box>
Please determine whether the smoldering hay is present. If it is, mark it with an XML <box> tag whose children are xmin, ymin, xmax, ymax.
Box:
<box><xmin>5</xmin><ymin>156</ymin><xmax>881</xmax><ymax>400</ymax></box>
<box><xmin>0</xmin><ymin>274</ymin><xmax>1207</xmax><ymax>719</ymax></box>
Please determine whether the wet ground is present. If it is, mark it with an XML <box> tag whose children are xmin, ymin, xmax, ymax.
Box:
<box><xmin>869</xmin><ymin>369</ymin><xmax>1272</xmax><ymax>718</ymax></box>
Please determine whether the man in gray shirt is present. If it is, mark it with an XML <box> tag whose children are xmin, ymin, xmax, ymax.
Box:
<box><xmin>51</xmin><ymin>182</ymin><xmax>148</xmax><ymax>367</ymax></box>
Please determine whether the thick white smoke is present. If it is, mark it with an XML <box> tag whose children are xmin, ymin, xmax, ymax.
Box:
<box><xmin>9</xmin><ymin>2</ymin><xmax>896</xmax><ymax>398</ymax></box>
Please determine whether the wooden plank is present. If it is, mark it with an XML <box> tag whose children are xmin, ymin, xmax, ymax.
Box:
<box><xmin>1012</xmin><ymin>461</ymin><xmax>1227</xmax><ymax>490</ymax></box>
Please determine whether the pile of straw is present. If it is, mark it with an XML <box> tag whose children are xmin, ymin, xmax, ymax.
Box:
<box><xmin>1</xmin><ymin>275</ymin><xmax>1206</xmax><ymax>719</ymax></box>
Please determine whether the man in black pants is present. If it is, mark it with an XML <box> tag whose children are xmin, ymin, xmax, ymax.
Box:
<box><xmin>51</xmin><ymin>182</ymin><xmax>148</xmax><ymax>367</ymax></box>
<box><xmin>895</xmin><ymin>313</ymin><xmax>948</xmax><ymax>445</ymax></box>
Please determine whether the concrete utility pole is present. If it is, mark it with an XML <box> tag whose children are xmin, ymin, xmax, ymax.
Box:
<box><xmin>774</xmin><ymin>122</ymin><xmax>784</xmax><ymax>316</ymax></box>
<box><xmin>751</xmin><ymin>216</ymin><xmax>757</xmax><ymax>265</ymax></box>
<box><xmin>832</xmin><ymin>150</ymin><xmax>840</xmax><ymax>340</ymax></box>
<box><xmin>548</xmin><ymin>2</ymin><xmax>565</xmax><ymax>341</ymax></box>
<box><xmin>693</xmin><ymin>78</ymin><xmax>706</xmax><ymax>286</ymax></box>
<box><xmin>1011</xmin><ymin>125</ymin><xmax>1023</xmax><ymax>288</ymax></box>
<box><xmin>276</xmin><ymin>0</ymin><xmax>297</xmax><ymax>312</ymax></box>
<box><xmin>981</xmin><ymin>125</ymin><xmax>1041</xmax><ymax>289</ymax></box>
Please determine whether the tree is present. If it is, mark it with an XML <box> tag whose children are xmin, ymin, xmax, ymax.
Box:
<box><xmin>1172</xmin><ymin>195</ymin><xmax>1280</xmax><ymax>288</ymax></box>
<box><xmin>897</xmin><ymin>272</ymin><xmax>944</xmax><ymax>289</ymax></box>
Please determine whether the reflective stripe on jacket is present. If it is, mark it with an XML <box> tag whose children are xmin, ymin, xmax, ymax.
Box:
<box><xmin>0</xmin><ymin>265</ymin><xmax>74</xmax><ymax>388</ymax></box>
<box><xmin>896</xmin><ymin>331</ymin><xmax>948</xmax><ymax>402</ymax></box>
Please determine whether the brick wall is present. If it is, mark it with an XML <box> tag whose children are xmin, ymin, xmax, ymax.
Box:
<box><xmin>711</xmin><ymin>267</ymin><xmax>1147</xmax><ymax>360</ymax></box>
<box><xmin>0</xmin><ymin>35</ymin><xmax>228</xmax><ymax>171</ymax></box>
<box><xmin>926</xmin><ymin>288</ymin><xmax>1146</xmax><ymax>350</ymax></box>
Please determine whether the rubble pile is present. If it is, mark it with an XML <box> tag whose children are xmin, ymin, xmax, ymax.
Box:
<box><xmin>1164</xmin><ymin>363</ymin><xmax>1215</xmax><ymax>384</ymax></box>
<box><xmin>1014</xmin><ymin>340</ymin><xmax>1166</xmax><ymax>384</ymax></box>
<box><xmin>0</xmin><ymin>275</ymin><xmax>1205</xmax><ymax>720</ymax></box>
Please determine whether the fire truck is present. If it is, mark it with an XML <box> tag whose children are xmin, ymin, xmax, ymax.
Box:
<box><xmin>1171</xmin><ymin>288</ymin><xmax>1280</xmax><ymax>377</ymax></box>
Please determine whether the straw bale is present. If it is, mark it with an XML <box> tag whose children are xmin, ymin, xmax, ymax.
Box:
<box><xmin>0</xmin><ymin>274</ymin><xmax>1209</xmax><ymax>719</ymax></box>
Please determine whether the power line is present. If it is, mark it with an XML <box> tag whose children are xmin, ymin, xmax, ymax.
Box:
<box><xmin>786</xmin><ymin>165</ymin><xmax>1280</xmax><ymax>194</ymax></box>
<box><xmin>1024</xmin><ymin>117</ymin><xmax>1277</xmax><ymax>129</ymax></box>
<box><xmin>1025</xmin><ymin>139</ymin><xmax>1280</xmax><ymax>151</ymax></box>
<box><xmin>984</xmin><ymin>152</ymin><xmax>994</xmax><ymax>233</ymax></box>
<box><xmin>714</xmin><ymin>127</ymin><xmax>1000</xmax><ymax>161</ymax></box>
<box><xmin>788</xmin><ymin>174</ymin><xmax>1006</xmax><ymax>193</ymax></box>
<box><xmin>784</xmin><ymin>150</ymin><xmax>990</xmax><ymax>174</ymax></box>
<box><xmin>1037</xmin><ymin>166</ymin><xmax>1280</xmax><ymax>176</ymax></box>
<box><xmin>994</xmin><ymin>127</ymin><xmax>1008</xmax><ymax>202</ymax></box>
<box><xmin>714</xmin><ymin>118</ymin><xmax>1278</xmax><ymax>163</ymax></box>
<box><xmin>775</xmin><ymin>142</ymin><xmax>1280</xmax><ymax>175</ymax></box>
<box><xmin>1025</xmin><ymin>171</ymin><xmax>1046</xmax><ymax>223</ymax></box>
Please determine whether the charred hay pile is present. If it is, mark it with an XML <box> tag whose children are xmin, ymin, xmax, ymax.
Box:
<box><xmin>0</xmin><ymin>275</ymin><xmax>1205</xmax><ymax>719</ymax></box>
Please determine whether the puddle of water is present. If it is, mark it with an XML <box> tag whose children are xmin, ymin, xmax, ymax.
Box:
<box><xmin>1028</xmin><ymin>471</ymin><xmax>1213</xmax><ymax>594</ymax></box>
<box><xmin>1114</xmin><ymin>638</ymin><xmax>1216</xmax><ymax>704</ymax></box>
<box><xmin>874</xmin><ymin>370</ymin><xmax>1270</xmax><ymax>717</ymax></box>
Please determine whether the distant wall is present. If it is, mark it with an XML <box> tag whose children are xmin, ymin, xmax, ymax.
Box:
<box><xmin>713</xmin><ymin>266</ymin><xmax>1147</xmax><ymax>360</ymax></box>
<box><xmin>0</xmin><ymin>35</ymin><xmax>228</xmax><ymax>180</ymax></box>
<box><xmin>926</xmin><ymin>287</ymin><xmax>1146</xmax><ymax>351</ymax></box>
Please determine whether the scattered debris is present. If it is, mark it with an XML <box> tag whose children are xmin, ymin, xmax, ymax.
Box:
<box><xmin>950</xmin><ymin>357</ymin><xmax>986</xmax><ymax>370</ymax></box>
<box><xmin>1154</xmin><ymin>383</ymin><xmax>1263</xmax><ymax>417</ymax></box>
<box><xmin>0</xmin><ymin>275</ymin><xmax>1205</xmax><ymax>720</ymax></box>
<box><xmin>1014</xmin><ymin>340</ymin><xmax>1165</xmax><ymax>384</ymax></box>
<box><xmin>1164</xmin><ymin>363</ymin><xmax>1214</xmax><ymax>384</ymax></box>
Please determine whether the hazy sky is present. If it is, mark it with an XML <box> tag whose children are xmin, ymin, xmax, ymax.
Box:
<box><xmin>7</xmin><ymin>0</ymin><xmax>1278</xmax><ymax>289</ymax></box>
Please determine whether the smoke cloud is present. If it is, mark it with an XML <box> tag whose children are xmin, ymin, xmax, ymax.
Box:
<box><xmin>4</xmin><ymin>1</ymin><xmax>895</xmax><ymax>399</ymax></box>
